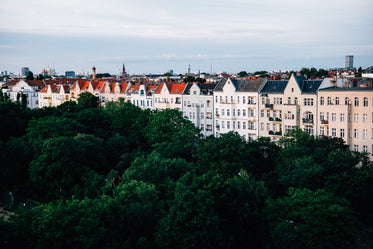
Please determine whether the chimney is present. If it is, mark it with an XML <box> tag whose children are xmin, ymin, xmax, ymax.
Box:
<box><xmin>92</xmin><ymin>66</ymin><xmax>96</xmax><ymax>80</ymax></box>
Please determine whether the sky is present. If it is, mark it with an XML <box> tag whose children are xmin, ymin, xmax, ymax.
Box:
<box><xmin>0</xmin><ymin>0</ymin><xmax>372</xmax><ymax>75</ymax></box>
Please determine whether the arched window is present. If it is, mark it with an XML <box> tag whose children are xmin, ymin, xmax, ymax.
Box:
<box><xmin>294</xmin><ymin>97</ymin><xmax>298</xmax><ymax>105</ymax></box>
<box><xmin>288</xmin><ymin>97</ymin><xmax>291</xmax><ymax>104</ymax></box>
<box><xmin>354</xmin><ymin>97</ymin><xmax>359</xmax><ymax>106</ymax></box>
<box><xmin>363</xmin><ymin>97</ymin><xmax>368</xmax><ymax>106</ymax></box>
<box><xmin>335</xmin><ymin>97</ymin><xmax>339</xmax><ymax>105</ymax></box>
<box><xmin>345</xmin><ymin>97</ymin><xmax>349</xmax><ymax>105</ymax></box>
<box><xmin>320</xmin><ymin>97</ymin><xmax>324</xmax><ymax>105</ymax></box>
<box><xmin>327</xmin><ymin>97</ymin><xmax>331</xmax><ymax>105</ymax></box>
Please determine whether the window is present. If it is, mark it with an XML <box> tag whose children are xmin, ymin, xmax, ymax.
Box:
<box><xmin>237</xmin><ymin>109</ymin><xmax>241</xmax><ymax>116</ymax></box>
<box><xmin>291</xmin><ymin>88</ymin><xmax>294</xmax><ymax>92</ymax></box>
<box><xmin>237</xmin><ymin>96</ymin><xmax>240</xmax><ymax>104</ymax></box>
<box><xmin>262</xmin><ymin>98</ymin><xmax>265</xmax><ymax>104</ymax></box>
<box><xmin>237</xmin><ymin>121</ymin><xmax>241</xmax><ymax>129</ymax></box>
<box><xmin>206</xmin><ymin>125</ymin><xmax>212</xmax><ymax>131</ymax></box>
<box><xmin>334</xmin><ymin>97</ymin><xmax>339</xmax><ymax>105</ymax></box>
<box><xmin>216</xmin><ymin>108</ymin><xmax>219</xmax><ymax>115</ymax></box>
<box><xmin>304</xmin><ymin>98</ymin><xmax>314</xmax><ymax>106</ymax></box>
<box><xmin>220</xmin><ymin>96</ymin><xmax>222</xmax><ymax>102</ymax></box>
<box><xmin>233</xmin><ymin>109</ymin><xmax>235</xmax><ymax>116</ymax></box>
<box><xmin>207</xmin><ymin>100</ymin><xmax>211</xmax><ymax>107</ymax></box>
<box><xmin>227</xmin><ymin>109</ymin><xmax>230</xmax><ymax>116</ymax></box>
<box><xmin>243</xmin><ymin>109</ymin><xmax>246</xmax><ymax>116</ymax></box>
<box><xmin>231</xmin><ymin>96</ymin><xmax>233</xmax><ymax>103</ymax></box>
<box><xmin>267</xmin><ymin>110</ymin><xmax>270</xmax><ymax>117</ymax></box>
<box><xmin>363</xmin><ymin>145</ymin><xmax>368</xmax><ymax>153</ymax></box>
<box><xmin>340</xmin><ymin>113</ymin><xmax>345</xmax><ymax>122</ymax></box>
<box><xmin>353</xmin><ymin>145</ymin><xmax>359</xmax><ymax>152</ymax></box>
<box><xmin>363</xmin><ymin>129</ymin><xmax>368</xmax><ymax>139</ymax></box>
<box><xmin>261</xmin><ymin>123</ymin><xmax>264</xmax><ymax>130</ymax></box>
<box><xmin>222</xmin><ymin>121</ymin><xmax>225</xmax><ymax>129</ymax></box>
<box><xmin>332</xmin><ymin>128</ymin><xmax>336</xmax><ymax>137</ymax></box>
<box><xmin>273</xmin><ymin>111</ymin><xmax>277</xmax><ymax>118</ymax></box>
<box><xmin>363</xmin><ymin>97</ymin><xmax>368</xmax><ymax>106</ymax></box>
<box><xmin>345</xmin><ymin>97</ymin><xmax>349</xmax><ymax>105</ymax></box>
<box><xmin>260</xmin><ymin>110</ymin><xmax>264</xmax><ymax>117</ymax></box>
<box><xmin>288</xmin><ymin>97</ymin><xmax>291</xmax><ymax>104</ymax></box>
<box><xmin>354</xmin><ymin>113</ymin><xmax>358</xmax><ymax>123</ymax></box>
<box><xmin>215</xmin><ymin>96</ymin><xmax>218</xmax><ymax>103</ymax></box>
<box><xmin>331</xmin><ymin>113</ymin><xmax>336</xmax><ymax>122</ymax></box>
<box><xmin>243</xmin><ymin>121</ymin><xmax>246</xmax><ymax>130</ymax></box>
<box><xmin>200</xmin><ymin>124</ymin><xmax>204</xmax><ymax>131</ymax></box>
<box><xmin>327</xmin><ymin>97</ymin><xmax>331</xmax><ymax>105</ymax></box>
<box><xmin>354</xmin><ymin>129</ymin><xmax>358</xmax><ymax>138</ymax></box>
<box><xmin>320</xmin><ymin>112</ymin><xmax>324</xmax><ymax>121</ymax></box>
<box><xmin>320</xmin><ymin>127</ymin><xmax>324</xmax><ymax>135</ymax></box>
<box><xmin>249</xmin><ymin>109</ymin><xmax>255</xmax><ymax>117</ymax></box>
<box><xmin>266</xmin><ymin>123</ymin><xmax>270</xmax><ymax>131</ymax></box>
<box><xmin>192</xmin><ymin>112</ymin><xmax>195</xmax><ymax>119</ymax></box>
<box><xmin>354</xmin><ymin>97</ymin><xmax>359</xmax><ymax>106</ymax></box>
<box><xmin>222</xmin><ymin>109</ymin><xmax>225</xmax><ymax>116</ymax></box>
<box><xmin>320</xmin><ymin>97</ymin><xmax>324</xmax><ymax>105</ymax></box>
<box><xmin>227</xmin><ymin>121</ymin><xmax>230</xmax><ymax>129</ymax></box>
<box><xmin>233</xmin><ymin>121</ymin><xmax>235</xmax><ymax>129</ymax></box>
<box><xmin>363</xmin><ymin>114</ymin><xmax>368</xmax><ymax>123</ymax></box>
<box><xmin>243</xmin><ymin>96</ymin><xmax>246</xmax><ymax>104</ymax></box>
<box><xmin>340</xmin><ymin>128</ymin><xmax>345</xmax><ymax>138</ymax></box>
<box><xmin>294</xmin><ymin>97</ymin><xmax>298</xmax><ymax>105</ymax></box>
<box><xmin>201</xmin><ymin>112</ymin><xmax>204</xmax><ymax>119</ymax></box>
<box><xmin>184</xmin><ymin>101</ymin><xmax>186</xmax><ymax>106</ymax></box>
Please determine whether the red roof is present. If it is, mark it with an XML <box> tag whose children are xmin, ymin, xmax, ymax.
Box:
<box><xmin>167</xmin><ymin>83</ymin><xmax>187</xmax><ymax>94</ymax></box>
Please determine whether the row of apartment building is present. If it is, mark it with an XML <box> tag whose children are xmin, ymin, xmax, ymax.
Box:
<box><xmin>2</xmin><ymin>75</ymin><xmax>373</xmax><ymax>160</ymax></box>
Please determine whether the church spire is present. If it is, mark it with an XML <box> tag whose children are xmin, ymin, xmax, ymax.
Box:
<box><xmin>122</xmin><ymin>63</ymin><xmax>126</xmax><ymax>78</ymax></box>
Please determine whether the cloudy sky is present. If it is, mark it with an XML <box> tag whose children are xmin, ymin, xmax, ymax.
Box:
<box><xmin>1</xmin><ymin>0</ymin><xmax>372</xmax><ymax>75</ymax></box>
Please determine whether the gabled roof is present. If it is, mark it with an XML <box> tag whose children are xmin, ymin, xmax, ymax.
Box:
<box><xmin>154</xmin><ymin>83</ymin><xmax>165</xmax><ymax>94</ymax></box>
<box><xmin>167</xmin><ymin>83</ymin><xmax>188</xmax><ymax>94</ymax></box>
<box><xmin>236</xmin><ymin>78</ymin><xmax>265</xmax><ymax>92</ymax></box>
<box><xmin>147</xmin><ymin>85</ymin><xmax>160</xmax><ymax>94</ymax></box>
<box><xmin>127</xmin><ymin>85</ymin><xmax>140</xmax><ymax>94</ymax></box>
<box><xmin>301</xmin><ymin>80</ymin><xmax>323</xmax><ymax>93</ymax></box>
<box><xmin>259</xmin><ymin>80</ymin><xmax>288</xmax><ymax>93</ymax></box>
<box><xmin>213</xmin><ymin>78</ymin><xmax>228</xmax><ymax>92</ymax></box>
<box><xmin>120</xmin><ymin>83</ymin><xmax>130</xmax><ymax>93</ymax></box>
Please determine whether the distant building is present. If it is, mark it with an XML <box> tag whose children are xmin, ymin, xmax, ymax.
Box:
<box><xmin>65</xmin><ymin>71</ymin><xmax>75</xmax><ymax>78</ymax></box>
<box><xmin>346</xmin><ymin>55</ymin><xmax>354</xmax><ymax>69</ymax></box>
<box><xmin>21</xmin><ymin>67</ymin><xmax>30</xmax><ymax>77</ymax></box>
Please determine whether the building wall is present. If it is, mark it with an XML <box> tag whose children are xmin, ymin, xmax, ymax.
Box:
<box><xmin>317</xmin><ymin>89</ymin><xmax>373</xmax><ymax>160</ymax></box>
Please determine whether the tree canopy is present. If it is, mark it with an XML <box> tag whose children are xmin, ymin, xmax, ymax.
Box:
<box><xmin>0</xmin><ymin>102</ymin><xmax>372</xmax><ymax>249</ymax></box>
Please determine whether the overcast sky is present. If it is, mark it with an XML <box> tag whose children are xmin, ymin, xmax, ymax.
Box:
<box><xmin>1</xmin><ymin>0</ymin><xmax>372</xmax><ymax>75</ymax></box>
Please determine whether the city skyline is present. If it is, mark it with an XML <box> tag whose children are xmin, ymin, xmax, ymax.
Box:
<box><xmin>1</xmin><ymin>0</ymin><xmax>372</xmax><ymax>75</ymax></box>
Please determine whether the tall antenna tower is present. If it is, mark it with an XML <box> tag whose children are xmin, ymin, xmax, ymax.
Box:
<box><xmin>187</xmin><ymin>64</ymin><xmax>191</xmax><ymax>75</ymax></box>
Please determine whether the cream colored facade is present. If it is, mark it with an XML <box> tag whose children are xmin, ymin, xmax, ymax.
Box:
<box><xmin>258</xmin><ymin>75</ymin><xmax>321</xmax><ymax>141</ymax></box>
<box><xmin>317</xmin><ymin>88</ymin><xmax>373</xmax><ymax>160</ymax></box>
<box><xmin>153</xmin><ymin>83</ymin><xmax>186</xmax><ymax>111</ymax></box>
<box><xmin>214</xmin><ymin>78</ymin><xmax>262</xmax><ymax>141</ymax></box>
<box><xmin>38</xmin><ymin>84</ymin><xmax>70</xmax><ymax>108</ymax></box>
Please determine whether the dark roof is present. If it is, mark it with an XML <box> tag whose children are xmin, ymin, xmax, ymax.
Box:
<box><xmin>236</xmin><ymin>78</ymin><xmax>265</xmax><ymax>92</ymax></box>
<box><xmin>213</xmin><ymin>78</ymin><xmax>264</xmax><ymax>92</ymax></box>
<box><xmin>260</xmin><ymin>80</ymin><xmax>288</xmax><ymax>93</ymax></box>
<box><xmin>301</xmin><ymin>80</ymin><xmax>323</xmax><ymax>93</ymax></box>
<box><xmin>318</xmin><ymin>87</ymin><xmax>373</xmax><ymax>92</ymax></box>
<box><xmin>199</xmin><ymin>83</ymin><xmax>216</xmax><ymax>95</ymax></box>
<box><xmin>213</xmin><ymin>78</ymin><xmax>228</xmax><ymax>92</ymax></box>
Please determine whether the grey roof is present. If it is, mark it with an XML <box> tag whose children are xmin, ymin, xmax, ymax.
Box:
<box><xmin>214</xmin><ymin>78</ymin><xmax>264</xmax><ymax>92</ymax></box>
<box><xmin>301</xmin><ymin>80</ymin><xmax>323</xmax><ymax>93</ymax></box>
<box><xmin>260</xmin><ymin>80</ymin><xmax>288</xmax><ymax>93</ymax></box>
<box><xmin>318</xmin><ymin>86</ymin><xmax>373</xmax><ymax>92</ymax></box>
<box><xmin>199</xmin><ymin>82</ymin><xmax>217</xmax><ymax>95</ymax></box>
<box><xmin>213</xmin><ymin>78</ymin><xmax>228</xmax><ymax>92</ymax></box>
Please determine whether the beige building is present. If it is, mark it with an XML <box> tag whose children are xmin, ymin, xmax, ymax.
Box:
<box><xmin>38</xmin><ymin>84</ymin><xmax>70</xmax><ymax>107</ymax></box>
<box><xmin>317</xmin><ymin>87</ymin><xmax>373</xmax><ymax>160</ymax></box>
<box><xmin>153</xmin><ymin>83</ymin><xmax>187</xmax><ymax>110</ymax></box>
<box><xmin>214</xmin><ymin>78</ymin><xmax>264</xmax><ymax>141</ymax></box>
<box><xmin>258</xmin><ymin>74</ymin><xmax>322</xmax><ymax>141</ymax></box>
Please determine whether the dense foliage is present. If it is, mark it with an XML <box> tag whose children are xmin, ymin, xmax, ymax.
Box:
<box><xmin>0</xmin><ymin>95</ymin><xmax>372</xmax><ymax>249</ymax></box>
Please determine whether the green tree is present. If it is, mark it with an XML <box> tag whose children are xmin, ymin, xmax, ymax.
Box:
<box><xmin>144</xmin><ymin>109</ymin><xmax>200</xmax><ymax>159</ymax></box>
<box><xmin>77</xmin><ymin>91</ymin><xmax>99</xmax><ymax>108</ymax></box>
<box><xmin>237</xmin><ymin>71</ymin><xmax>249</xmax><ymax>77</ymax></box>
<box><xmin>265</xmin><ymin>188</ymin><xmax>359</xmax><ymax>249</ymax></box>
<box><xmin>26</xmin><ymin>71</ymin><xmax>34</xmax><ymax>80</ymax></box>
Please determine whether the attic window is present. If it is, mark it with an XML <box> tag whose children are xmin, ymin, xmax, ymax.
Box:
<box><xmin>291</xmin><ymin>88</ymin><xmax>294</xmax><ymax>92</ymax></box>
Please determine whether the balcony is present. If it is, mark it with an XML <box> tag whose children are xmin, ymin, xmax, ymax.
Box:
<box><xmin>269</xmin><ymin>130</ymin><xmax>282</xmax><ymax>136</ymax></box>
<box><xmin>321</xmin><ymin>120</ymin><xmax>329</xmax><ymax>124</ymax></box>
<box><xmin>302</xmin><ymin>118</ymin><xmax>314</xmax><ymax>124</ymax></box>
<box><xmin>265</xmin><ymin>104</ymin><xmax>273</xmax><ymax>109</ymax></box>
<box><xmin>269</xmin><ymin>117</ymin><xmax>282</xmax><ymax>122</ymax></box>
